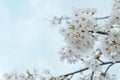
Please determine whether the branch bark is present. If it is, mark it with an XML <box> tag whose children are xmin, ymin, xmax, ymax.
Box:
<box><xmin>90</xmin><ymin>71</ymin><xmax>94</xmax><ymax>80</ymax></box>
<box><xmin>104</xmin><ymin>62</ymin><xmax>114</xmax><ymax>74</ymax></box>
<box><xmin>89</xmin><ymin>31</ymin><xmax>109</xmax><ymax>35</ymax></box>
<box><xmin>96</xmin><ymin>16</ymin><xmax>109</xmax><ymax>20</ymax></box>
<box><xmin>59</xmin><ymin>61</ymin><xmax>120</xmax><ymax>78</ymax></box>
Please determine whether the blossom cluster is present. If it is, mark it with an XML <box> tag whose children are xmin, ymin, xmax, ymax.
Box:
<box><xmin>3</xmin><ymin>68</ymin><xmax>40</xmax><ymax>80</ymax></box>
<box><xmin>59</xmin><ymin>8</ymin><xmax>98</xmax><ymax>63</ymax></box>
<box><xmin>3</xmin><ymin>69</ymin><xmax>71</xmax><ymax>80</ymax></box>
<box><xmin>58</xmin><ymin>0</ymin><xmax>120</xmax><ymax>64</ymax></box>
<box><xmin>57</xmin><ymin>0</ymin><xmax>120</xmax><ymax>79</ymax></box>
<box><xmin>99</xmin><ymin>0</ymin><xmax>120</xmax><ymax>62</ymax></box>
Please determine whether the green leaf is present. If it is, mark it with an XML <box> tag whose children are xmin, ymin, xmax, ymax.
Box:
<box><xmin>26</xmin><ymin>70</ymin><xmax>33</xmax><ymax>77</ymax></box>
<box><xmin>70</xmin><ymin>25</ymin><xmax>75</xmax><ymax>30</ymax></box>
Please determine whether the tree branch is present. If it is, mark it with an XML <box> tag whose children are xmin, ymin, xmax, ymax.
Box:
<box><xmin>89</xmin><ymin>31</ymin><xmax>109</xmax><ymax>35</ymax></box>
<box><xmin>59</xmin><ymin>67</ymin><xmax>89</xmax><ymax>77</ymax></box>
<box><xmin>104</xmin><ymin>62</ymin><xmax>114</xmax><ymax>74</ymax></box>
<box><xmin>91</xmin><ymin>71</ymin><xmax>94</xmax><ymax>80</ymax></box>
<box><xmin>97</xmin><ymin>58</ymin><xmax>105</xmax><ymax>64</ymax></box>
<box><xmin>96</xmin><ymin>16</ymin><xmax>109</xmax><ymax>20</ymax></box>
<box><xmin>59</xmin><ymin>61</ymin><xmax>120</xmax><ymax>78</ymax></box>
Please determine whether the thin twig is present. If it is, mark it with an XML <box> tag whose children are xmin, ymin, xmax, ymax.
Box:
<box><xmin>96</xmin><ymin>31</ymin><xmax>109</xmax><ymax>35</ymax></box>
<box><xmin>59</xmin><ymin>67</ymin><xmax>89</xmax><ymax>77</ymax></box>
<box><xmin>97</xmin><ymin>59</ymin><xmax>104</xmax><ymax>64</ymax></box>
<box><xmin>89</xmin><ymin>31</ymin><xmax>109</xmax><ymax>35</ymax></box>
<box><xmin>90</xmin><ymin>71</ymin><xmax>94</xmax><ymax>80</ymax></box>
<box><xmin>96</xmin><ymin>16</ymin><xmax>109</xmax><ymax>20</ymax></box>
<box><xmin>104</xmin><ymin>63</ymin><xmax>114</xmax><ymax>74</ymax></box>
<box><xmin>59</xmin><ymin>61</ymin><xmax>120</xmax><ymax>78</ymax></box>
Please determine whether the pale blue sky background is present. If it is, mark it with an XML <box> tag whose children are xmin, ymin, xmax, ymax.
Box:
<box><xmin>0</xmin><ymin>0</ymin><xmax>119</xmax><ymax>80</ymax></box>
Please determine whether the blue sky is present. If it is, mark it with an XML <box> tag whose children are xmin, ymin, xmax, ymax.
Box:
<box><xmin>0</xmin><ymin>0</ymin><xmax>117</xmax><ymax>79</ymax></box>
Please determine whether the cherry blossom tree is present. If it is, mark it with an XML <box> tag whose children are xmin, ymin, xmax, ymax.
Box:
<box><xmin>3</xmin><ymin>0</ymin><xmax>120</xmax><ymax>80</ymax></box>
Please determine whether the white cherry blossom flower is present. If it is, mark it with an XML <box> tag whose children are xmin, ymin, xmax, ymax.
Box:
<box><xmin>98</xmin><ymin>29</ymin><xmax>120</xmax><ymax>61</ymax></box>
<box><xmin>85</xmin><ymin>59</ymin><xmax>101</xmax><ymax>72</ymax></box>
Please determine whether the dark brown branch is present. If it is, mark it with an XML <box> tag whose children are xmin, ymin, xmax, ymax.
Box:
<box><xmin>59</xmin><ymin>67</ymin><xmax>89</xmax><ymax>77</ymax></box>
<box><xmin>90</xmin><ymin>71</ymin><xmax>94</xmax><ymax>80</ymax></box>
<box><xmin>96</xmin><ymin>31</ymin><xmax>109</xmax><ymax>35</ymax></box>
<box><xmin>97</xmin><ymin>59</ymin><xmax>105</xmax><ymax>64</ymax></box>
<box><xmin>59</xmin><ymin>61</ymin><xmax>120</xmax><ymax>78</ymax></box>
<box><xmin>89</xmin><ymin>31</ymin><xmax>109</xmax><ymax>35</ymax></box>
<box><xmin>96</xmin><ymin>16</ymin><xmax>109</xmax><ymax>20</ymax></box>
<box><xmin>104</xmin><ymin>62</ymin><xmax>114</xmax><ymax>74</ymax></box>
